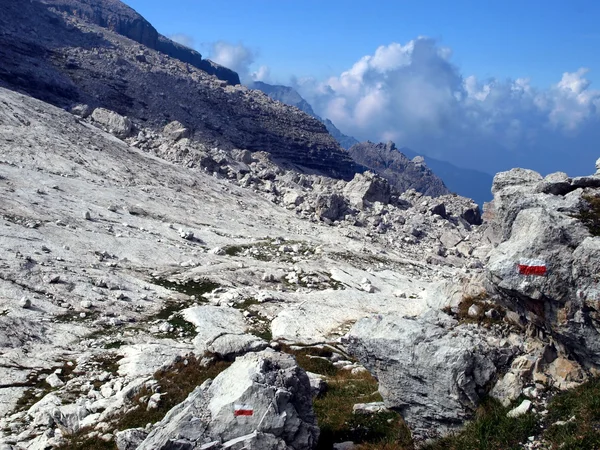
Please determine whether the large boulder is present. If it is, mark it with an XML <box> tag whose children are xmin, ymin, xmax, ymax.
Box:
<box><xmin>136</xmin><ymin>350</ymin><xmax>319</xmax><ymax>450</ymax></box>
<box><xmin>344</xmin><ymin>312</ymin><xmax>516</xmax><ymax>440</ymax></box>
<box><xmin>343</xmin><ymin>171</ymin><xmax>391</xmax><ymax>208</ymax></box>
<box><xmin>91</xmin><ymin>107</ymin><xmax>133</xmax><ymax>138</ymax></box>
<box><xmin>315</xmin><ymin>193</ymin><xmax>347</xmax><ymax>221</ymax></box>
<box><xmin>486</xmin><ymin>164</ymin><xmax>600</xmax><ymax>368</ymax></box>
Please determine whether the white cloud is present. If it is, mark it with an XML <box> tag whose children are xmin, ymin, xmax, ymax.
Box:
<box><xmin>295</xmin><ymin>37</ymin><xmax>600</xmax><ymax>176</ymax></box>
<box><xmin>169</xmin><ymin>33</ymin><xmax>195</xmax><ymax>49</ymax></box>
<box><xmin>209</xmin><ymin>41</ymin><xmax>270</xmax><ymax>83</ymax></box>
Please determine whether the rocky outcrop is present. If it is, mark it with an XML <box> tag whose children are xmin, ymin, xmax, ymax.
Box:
<box><xmin>344</xmin><ymin>311</ymin><xmax>516</xmax><ymax>440</ymax></box>
<box><xmin>343</xmin><ymin>172</ymin><xmax>391</xmax><ymax>208</ymax></box>
<box><xmin>136</xmin><ymin>350</ymin><xmax>319</xmax><ymax>450</ymax></box>
<box><xmin>91</xmin><ymin>107</ymin><xmax>132</xmax><ymax>138</ymax></box>
<box><xmin>0</xmin><ymin>0</ymin><xmax>361</xmax><ymax>180</ymax></box>
<box><xmin>486</xmin><ymin>167</ymin><xmax>600</xmax><ymax>368</ymax></box>
<box><xmin>42</xmin><ymin>0</ymin><xmax>241</xmax><ymax>85</ymax></box>
<box><xmin>347</xmin><ymin>141</ymin><xmax>450</xmax><ymax>197</ymax></box>
<box><xmin>182</xmin><ymin>306</ymin><xmax>268</xmax><ymax>359</ymax></box>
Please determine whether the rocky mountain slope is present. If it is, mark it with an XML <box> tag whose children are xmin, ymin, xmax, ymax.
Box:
<box><xmin>399</xmin><ymin>147</ymin><xmax>494</xmax><ymax>206</ymax></box>
<box><xmin>0</xmin><ymin>84</ymin><xmax>485</xmax><ymax>449</ymax></box>
<box><xmin>1</xmin><ymin>1</ymin><xmax>600</xmax><ymax>449</ymax></box>
<box><xmin>42</xmin><ymin>0</ymin><xmax>241</xmax><ymax>85</ymax></box>
<box><xmin>347</xmin><ymin>141</ymin><xmax>451</xmax><ymax>199</ymax></box>
<box><xmin>250</xmin><ymin>82</ymin><xmax>493</xmax><ymax>203</ymax></box>
<box><xmin>250</xmin><ymin>82</ymin><xmax>360</xmax><ymax>153</ymax></box>
<box><xmin>0</xmin><ymin>0</ymin><xmax>361</xmax><ymax>181</ymax></box>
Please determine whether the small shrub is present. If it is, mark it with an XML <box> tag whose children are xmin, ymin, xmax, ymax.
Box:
<box><xmin>115</xmin><ymin>355</ymin><xmax>230</xmax><ymax>430</ymax></box>
<box><xmin>573</xmin><ymin>194</ymin><xmax>600</xmax><ymax>236</ymax></box>
<box><xmin>421</xmin><ymin>398</ymin><xmax>538</xmax><ymax>450</ymax></box>
<box><xmin>151</xmin><ymin>277</ymin><xmax>220</xmax><ymax>298</ymax></box>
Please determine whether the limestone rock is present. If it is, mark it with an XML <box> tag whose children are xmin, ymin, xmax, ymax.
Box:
<box><xmin>343</xmin><ymin>171</ymin><xmax>391</xmax><ymax>208</ymax></box>
<box><xmin>136</xmin><ymin>350</ymin><xmax>319</xmax><ymax>450</ymax></box>
<box><xmin>316</xmin><ymin>193</ymin><xmax>347</xmax><ymax>221</ymax></box>
<box><xmin>534</xmin><ymin>172</ymin><xmax>574</xmax><ymax>196</ymax></box>
<box><xmin>344</xmin><ymin>311</ymin><xmax>516</xmax><ymax>440</ymax></box>
<box><xmin>91</xmin><ymin>108</ymin><xmax>133</xmax><ymax>138</ymax></box>
<box><xmin>347</xmin><ymin>141</ymin><xmax>449</xmax><ymax>197</ymax></box>
<box><xmin>115</xmin><ymin>428</ymin><xmax>149</xmax><ymax>450</ymax></box>
<box><xmin>183</xmin><ymin>306</ymin><xmax>266</xmax><ymax>359</ymax></box>
<box><xmin>507</xmin><ymin>399</ymin><xmax>531</xmax><ymax>418</ymax></box>
<box><xmin>163</xmin><ymin>120</ymin><xmax>190</xmax><ymax>141</ymax></box>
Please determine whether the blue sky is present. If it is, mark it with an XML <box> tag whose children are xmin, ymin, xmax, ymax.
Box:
<box><xmin>124</xmin><ymin>0</ymin><xmax>599</xmax><ymax>87</ymax></box>
<box><xmin>123</xmin><ymin>1</ymin><xmax>600</xmax><ymax>177</ymax></box>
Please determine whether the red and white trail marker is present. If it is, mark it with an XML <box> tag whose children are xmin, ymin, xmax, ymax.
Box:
<box><xmin>234</xmin><ymin>404</ymin><xmax>254</xmax><ymax>417</ymax></box>
<box><xmin>517</xmin><ymin>259</ymin><xmax>547</xmax><ymax>276</ymax></box>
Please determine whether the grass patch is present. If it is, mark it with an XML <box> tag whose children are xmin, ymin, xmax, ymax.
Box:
<box><xmin>421</xmin><ymin>398</ymin><xmax>538</xmax><ymax>450</ymax></box>
<box><xmin>146</xmin><ymin>278</ymin><xmax>219</xmax><ymax>338</ymax></box>
<box><xmin>224</xmin><ymin>244</ymin><xmax>251</xmax><ymax>256</ymax></box>
<box><xmin>13</xmin><ymin>361</ymin><xmax>77</xmax><ymax>412</ymax></box>
<box><xmin>280</xmin><ymin>344</ymin><xmax>338</xmax><ymax>376</ymax></box>
<box><xmin>233</xmin><ymin>297</ymin><xmax>260</xmax><ymax>310</ymax></box>
<box><xmin>115</xmin><ymin>355</ymin><xmax>231</xmax><ymax>430</ymax></box>
<box><xmin>543</xmin><ymin>376</ymin><xmax>600</xmax><ymax>449</ymax></box>
<box><xmin>103</xmin><ymin>340</ymin><xmax>126</xmax><ymax>349</ymax></box>
<box><xmin>55</xmin><ymin>429</ymin><xmax>116</xmax><ymax>450</ymax></box>
<box><xmin>573</xmin><ymin>194</ymin><xmax>600</xmax><ymax>236</ymax></box>
<box><xmin>314</xmin><ymin>370</ymin><xmax>412</xmax><ymax>449</ymax></box>
<box><xmin>151</xmin><ymin>277</ymin><xmax>220</xmax><ymax>298</ymax></box>
<box><xmin>54</xmin><ymin>311</ymin><xmax>101</xmax><ymax>323</ymax></box>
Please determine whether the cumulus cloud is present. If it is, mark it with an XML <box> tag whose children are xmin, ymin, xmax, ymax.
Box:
<box><xmin>209</xmin><ymin>41</ymin><xmax>270</xmax><ymax>83</ymax></box>
<box><xmin>169</xmin><ymin>33</ymin><xmax>195</xmax><ymax>49</ymax></box>
<box><xmin>295</xmin><ymin>38</ymin><xmax>600</xmax><ymax>176</ymax></box>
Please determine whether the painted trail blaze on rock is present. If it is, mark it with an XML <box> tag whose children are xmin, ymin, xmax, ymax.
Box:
<box><xmin>234</xmin><ymin>404</ymin><xmax>254</xmax><ymax>416</ymax></box>
<box><xmin>517</xmin><ymin>259</ymin><xmax>547</xmax><ymax>276</ymax></box>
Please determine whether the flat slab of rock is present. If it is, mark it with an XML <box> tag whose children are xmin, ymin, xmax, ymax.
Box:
<box><xmin>118</xmin><ymin>341</ymin><xmax>194</xmax><ymax>377</ymax></box>
<box><xmin>183</xmin><ymin>306</ymin><xmax>266</xmax><ymax>358</ymax></box>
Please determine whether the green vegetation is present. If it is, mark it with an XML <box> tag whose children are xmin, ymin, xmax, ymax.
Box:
<box><xmin>151</xmin><ymin>277</ymin><xmax>220</xmax><ymax>297</ymax></box>
<box><xmin>116</xmin><ymin>355</ymin><xmax>231</xmax><ymax>430</ymax></box>
<box><xmin>55</xmin><ymin>430</ymin><xmax>116</xmax><ymax>450</ymax></box>
<box><xmin>574</xmin><ymin>194</ymin><xmax>600</xmax><ymax>236</ymax></box>
<box><xmin>421</xmin><ymin>398</ymin><xmax>538</xmax><ymax>450</ymax></box>
<box><xmin>14</xmin><ymin>361</ymin><xmax>77</xmax><ymax>412</ymax></box>
<box><xmin>315</xmin><ymin>370</ymin><xmax>412</xmax><ymax>449</ymax></box>
<box><xmin>103</xmin><ymin>340</ymin><xmax>126</xmax><ymax>349</ymax></box>
<box><xmin>54</xmin><ymin>310</ymin><xmax>101</xmax><ymax>323</ymax></box>
<box><xmin>147</xmin><ymin>277</ymin><xmax>220</xmax><ymax>337</ymax></box>
<box><xmin>544</xmin><ymin>376</ymin><xmax>600</xmax><ymax>449</ymax></box>
<box><xmin>280</xmin><ymin>344</ymin><xmax>338</xmax><ymax>376</ymax></box>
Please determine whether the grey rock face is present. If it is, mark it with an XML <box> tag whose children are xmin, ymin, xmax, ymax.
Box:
<box><xmin>183</xmin><ymin>306</ymin><xmax>267</xmax><ymax>359</ymax></box>
<box><xmin>115</xmin><ymin>428</ymin><xmax>149</xmax><ymax>450</ymax></box>
<box><xmin>43</xmin><ymin>0</ymin><xmax>240</xmax><ymax>85</ymax></box>
<box><xmin>344</xmin><ymin>312</ymin><xmax>515</xmax><ymax>440</ymax></box>
<box><xmin>316</xmin><ymin>193</ymin><xmax>348</xmax><ymax>221</ymax></box>
<box><xmin>0</xmin><ymin>0</ymin><xmax>361</xmax><ymax>181</ymax></box>
<box><xmin>91</xmin><ymin>107</ymin><xmax>132</xmax><ymax>138</ymax></box>
<box><xmin>347</xmin><ymin>141</ymin><xmax>450</xmax><ymax>197</ymax></box>
<box><xmin>343</xmin><ymin>172</ymin><xmax>391</xmax><ymax>208</ymax></box>
<box><xmin>487</xmin><ymin>166</ymin><xmax>600</xmax><ymax>367</ymax></box>
<box><xmin>534</xmin><ymin>172</ymin><xmax>574</xmax><ymax>196</ymax></box>
<box><xmin>163</xmin><ymin>120</ymin><xmax>191</xmax><ymax>141</ymax></box>
<box><xmin>137</xmin><ymin>350</ymin><xmax>318</xmax><ymax>450</ymax></box>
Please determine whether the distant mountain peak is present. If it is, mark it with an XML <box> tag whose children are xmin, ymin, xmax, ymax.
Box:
<box><xmin>348</xmin><ymin>141</ymin><xmax>450</xmax><ymax>197</ymax></box>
